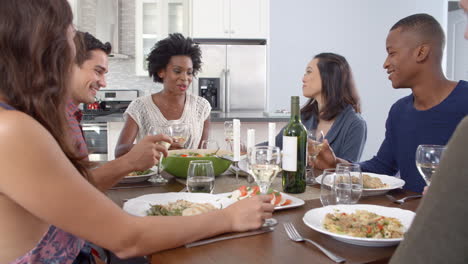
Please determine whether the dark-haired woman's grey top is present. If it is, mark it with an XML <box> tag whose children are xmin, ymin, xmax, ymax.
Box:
<box><xmin>264</xmin><ymin>105</ymin><xmax>367</xmax><ymax>162</ymax></box>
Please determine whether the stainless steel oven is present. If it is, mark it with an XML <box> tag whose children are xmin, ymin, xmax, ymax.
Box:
<box><xmin>82</xmin><ymin>122</ymin><xmax>108</xmax><ymax>162</ymax></box>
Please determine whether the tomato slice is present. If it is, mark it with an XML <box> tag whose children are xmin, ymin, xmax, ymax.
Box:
<box><xmin>251</xmin><ymin>186</ymin><xmax>260</xmax><ymax>195</ymax></box>
<box><xmin>238</xmin><ymin>185</ymin><xmax>248</xmax><ymax>197</ymax></box>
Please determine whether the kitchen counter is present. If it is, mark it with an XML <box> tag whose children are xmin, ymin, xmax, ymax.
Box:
<box><xmin>85</xmin><ymin>111</ymin><xmax>290</xmax><ymax>123</ymax></box>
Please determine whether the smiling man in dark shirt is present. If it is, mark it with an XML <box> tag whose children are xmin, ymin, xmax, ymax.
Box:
<box><xmin>315</xmin><ymin>14</ymin><xmax>468</xmax><ymax>193</ymax></box>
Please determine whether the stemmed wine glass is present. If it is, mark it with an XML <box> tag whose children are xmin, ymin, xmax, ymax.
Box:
<box><xmin>416</xmin><ymin>144</ymin><xmax>445</xmax><ymax>186</ymax></box>
<box><xmin>224</xmin><ymin>121</ymin><xmax>233</xmax><ymax>151</ymax></box>
<box><xmin>306</xmin><ymin>129</ymin><xmax>324</xmax><ymax>185</ymax></box>
<box><xmin>168</xmin><ymin>121</ymin><xmax>190</xmax><ymax>149</ymax></box>
<box><xmin>148</xmin><ymin>125</ymin><xmax>171</xmax><ymax>184</ymax></box>
<box><xmin>247</xmin><ymin>146</ymin><xmax>282</xmax><ymax>227</ymax></box>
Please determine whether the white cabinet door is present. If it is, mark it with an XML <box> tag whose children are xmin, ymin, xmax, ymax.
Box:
<box><xmin>107</xmin><ymin>122</ymin><xmax>125</xmax><ymax>161</ymax></box>
<box><xmin>135</xmin><ymin>0</ymin><xmax>190</xmax><ymax>76</ymax></box>
<box><xmin>192</xmin><ymin>0</ymin><xmax>267</xmax><ymax>39</ymax></box>
<box><xmin>230</xmin><ymin>0</ymin><xmax>267</xmax><ymax>39</ymax></box>
<box><xmin>192</xmin><ymin>0</ymin><xmax>229</xmax><ymax>38</ymax></box>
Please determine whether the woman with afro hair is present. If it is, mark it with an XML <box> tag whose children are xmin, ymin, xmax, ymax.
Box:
<box><xmin>116</xmin><ymin>33</ymin><xmax>211</xmax><ymax>156</ymax></box>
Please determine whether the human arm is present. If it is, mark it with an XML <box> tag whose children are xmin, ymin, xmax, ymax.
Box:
<box><xmin>198</xmin><ymin>118</ymin><xmax>211</xmax><ymax>149</ymax></box>
<box><xmin>90</xmin><ymin>134</ymin><xmax>171</xmax><ymax>191</ymax></box>
<box><xmin>358</xmin><ymin>113</ymin><xmax>398</xmax><ymax>176</ymax></box>
<box><xmin>115</xmin><ymin>116</ymin><xmax>139</xmax><ymax>158</ymax></box>
<box><xmin>0</xmin><ymin>111</ymin><xmax>274</xmax><ymax>258</ymax></box>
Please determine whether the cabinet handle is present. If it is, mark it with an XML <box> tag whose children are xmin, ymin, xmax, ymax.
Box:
<box><xmin>224</xmin><ymin>30</ymin><xmax>229</xmax><ymax>34</ymax></box>
<box><xmin>231</xmin><ymin>30</ymin><xmax>235</xmax><ymax>34</ymax></box>
<box><xmin>225</xmin><ymin>69</ymin><xmax>231</xmax><ymax>113</ymax></box>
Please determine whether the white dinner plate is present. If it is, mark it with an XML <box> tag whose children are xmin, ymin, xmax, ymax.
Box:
<box><xmin>315</xmin><ymin>172</ymin><xmax>405</xmax><ymax>196</ymax></box>
<box><xmin>123</xmin><ymin>192</ymin><xmax>233</xmax><ymax>217</ymax></box>
<box><xmin>303</xmin><ymin>204</ymin><xmax>415</xmax><ymax>247</ymax></box>
<box><xmin>119</xmin><ymin>170</ymin><xmax>157</xmax><ymax>184</ymax></box>
<box><xmin>217</xmin><ymin>191</ymin><xmax>305</xmax><ymax>211</ymax></box>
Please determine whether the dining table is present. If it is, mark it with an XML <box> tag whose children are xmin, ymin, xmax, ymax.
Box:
<box><xmin>106</xmin><ymin>172</ymin><xmax>421</xmax><ymax>264</ymax></box>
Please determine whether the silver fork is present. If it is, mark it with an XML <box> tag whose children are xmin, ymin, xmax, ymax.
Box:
<box><xmin>386</xmin><ymin>194</ymin><xmax>422</xmax><ymax>204</ymax></box>
<box><xmin>283</xmin><ymin>222</ymin><xmax>345</xmax><ymax>263</ymax></box>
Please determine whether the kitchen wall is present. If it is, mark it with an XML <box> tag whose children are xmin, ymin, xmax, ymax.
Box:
<box><xmin>269</xmin><ymin>0</ymin><xmax>448</xmax><ymax>161</ymax></box>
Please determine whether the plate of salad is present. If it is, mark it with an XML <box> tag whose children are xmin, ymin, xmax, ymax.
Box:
<box><xmin>217</xmin><ymin>185</ymin><xmax>305</xmax><ymax>211</ymax></box>
<box><xmin>120</xmin><ymin>169</ymin><xmax>156</xmax><ymax>183</ymax></box>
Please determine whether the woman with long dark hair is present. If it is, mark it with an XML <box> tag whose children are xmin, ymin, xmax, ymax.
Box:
<box><xmin>272</xmin><ymin>53</ymin><xmax>366</xmax><ymax>162</ymax></box>
<box><xmin>0</xmin><ymin>1</ymin><xmax>273</xmax><ymax>263</ymax></box>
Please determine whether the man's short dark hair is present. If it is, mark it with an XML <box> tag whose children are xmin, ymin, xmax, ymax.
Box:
<box><xmin>391</xmin><ymin>13</ymin><xmax>445</xmax><ymax>52</ymax></box>
<box><xmin>147</xmin><ymin>33</ymin><xmax>202</xmax><ymax>83</ymax></box>
<box><xmin>74</xmin><ymin>31</ymin><xmax>112</xmax><ymax>66</ymax></box>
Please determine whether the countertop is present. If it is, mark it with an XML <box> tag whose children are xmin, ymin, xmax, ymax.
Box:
<box><xmin>85</xmin><ymin>111</ymin><xmax>290</xmax><ymax>123</ymax></box>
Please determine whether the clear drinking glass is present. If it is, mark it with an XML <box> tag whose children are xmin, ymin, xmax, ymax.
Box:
<box><xmin>248</xmin><ymin>146</ymin><xmax>282</xmax><ymax>227</ymax></box>
<box><xmin>416</xmin><ymin>144</ymin><xmax>445</xmax><ymax>186</ymax></box>
<box><xmin>224</xmin><ymin>121</ymin><xmax>234</xmax><ymax>151</ymax></box>
<box><xmin>187</xmin><ymin>160</ymin><xmax>215</xmax><ymax>193</ymax></box>
<box><xmin>167</xmin><ymin>121</ymin><xmax>190</xmax><ymax>149</ymax></box>
<box><xmin>306</xmin><ymin>129</ymin><xmax>324</xmax><ymax>185</ymax></box>
<box><xmin>148</xmin><ymin>125</ymin><xmax>171</xmax><ymax>184</ymax></box>
<box><xmin>320</xmin><ymin>168</ymin><xmax>338</xmax><ymax>206</ymax></box>
<box><xmin>336</xmin><ymin>163</ymin><xmax>363</xmax><ymax>204</ymax></box>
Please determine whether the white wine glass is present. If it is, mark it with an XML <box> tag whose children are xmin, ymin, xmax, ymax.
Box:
<box><xmin>248</xmin><ymin>146</ymin><xmax>282</xmax><ymax>227</ymax></box>
<box><xmin>168</xmin><ymin>121</ymin><xmax>190</xmax><ymax>149</ymax></box>
<box><xmin>148</xmin><ymin>125</ymin><xmax>171</xmax><ymax>184</ymax></box>
<box><xmin>416</xmin><ymin>144</ymin><xmax>445</xmax><ymax>186</ymax></box>
<box><xmin>224</xmin><ymin>121</ymin><xmax>233</xmax><ymax>151</ymax></box>
<box><xmin>306</xmin><ymin>129</ymin><xmax>324</xmax><ymax>185</ymax></box>
<box><xmin>336</xmin><ymin>163</ymin><xmax>362</xmax><ymax>204</ymax></box>
<box><xmin>187</xmin><ymin>160</ymin><xmax>215</xmax><ymax>193</ymax></box>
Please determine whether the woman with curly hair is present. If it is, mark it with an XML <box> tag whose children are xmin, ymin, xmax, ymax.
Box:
<box><xmin>116</xmin><ymin>33</ymin><xmax>211</xmax><ymax>156</ymax></box>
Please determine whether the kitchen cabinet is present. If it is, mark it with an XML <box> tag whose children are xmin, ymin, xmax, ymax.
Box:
<box><xmin>192</xmin><ymin>0</ymin><xmax>268</xmax><ymax>39</ymax></box>
<box><xmin>107</xmin><ymin>121</ymin><xmax>125</xmax><ymax>160</ymax></box>
<box><xmin>135</xmin><ymin>0</ymin><xmax>190</xmax><ymax>76</ymax></box>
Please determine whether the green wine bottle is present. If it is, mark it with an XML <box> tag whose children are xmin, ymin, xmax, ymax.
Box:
<box><xmin>282</xmin><ymin>96</ymin><xmax>307</xmax><ymax>193</ymax></box>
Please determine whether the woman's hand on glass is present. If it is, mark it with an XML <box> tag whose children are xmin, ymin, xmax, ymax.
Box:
<box><xmin>223</xmin><ymin>195</ymin><xmax>275</xmax><ymax>232</ymax></box>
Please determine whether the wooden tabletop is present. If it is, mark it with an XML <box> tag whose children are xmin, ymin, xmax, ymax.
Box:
<box><xmin>149</xmin><ymin>190</ymin><xmax>419</xmax><ymax>264</ymax></box>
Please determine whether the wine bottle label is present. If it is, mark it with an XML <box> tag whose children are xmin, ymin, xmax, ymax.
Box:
<box><xmin>282</xmin><ymin>136</ymin><xmax>297</xmax><ymax>171</ymax></box>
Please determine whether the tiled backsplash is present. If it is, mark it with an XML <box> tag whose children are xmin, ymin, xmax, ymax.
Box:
<box><xmin>107</xmin><ymin>59</ymin><xmax>162</xmax><ymax>96</ymax></box>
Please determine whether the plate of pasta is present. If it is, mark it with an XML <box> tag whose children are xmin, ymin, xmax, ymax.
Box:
<box><xmin>303</xmin><ymin>204</ymin><xmax>415</xmax><ymax>247</ymax></box>
<box><xmin>315</xmin><ymin>172</ymin><xmax>405</xmax><ymax>196</ymax></box>
<box><xmin>123</xmin><ymin>193</ymin><xmax>233</xmax><ymax>217</ymax></box>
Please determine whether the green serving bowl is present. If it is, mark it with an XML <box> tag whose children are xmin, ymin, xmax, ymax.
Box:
<box><xmin>161</xmin><ymin>149</ymin><xmax>232</xmax><ymax>178</ymax></box>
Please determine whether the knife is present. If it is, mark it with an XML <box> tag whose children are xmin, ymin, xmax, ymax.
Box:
<box><xmin>185</xmin><ymin>227</ymin><xmax>274</xmax><ymax>248</ymax></box>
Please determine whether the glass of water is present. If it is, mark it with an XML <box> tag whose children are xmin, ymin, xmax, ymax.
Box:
<box><xmin>416</xmin><ymin>144</ymin><xmax>445</xmax><ymax>186</ymax></box>
<box><xmin>187</xmin><ymin>160</ymin><xmax>215</xmax><ymax>193</ymax></box>
<box><xmin>320</xmin><ymin>168</ymin><xmax>338</xmax><ymax>206</ymax></box>
<box><xmin>336</xmin><ymin>163</ymin><xmax>363</xmax><ymax>204</ymax></box>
